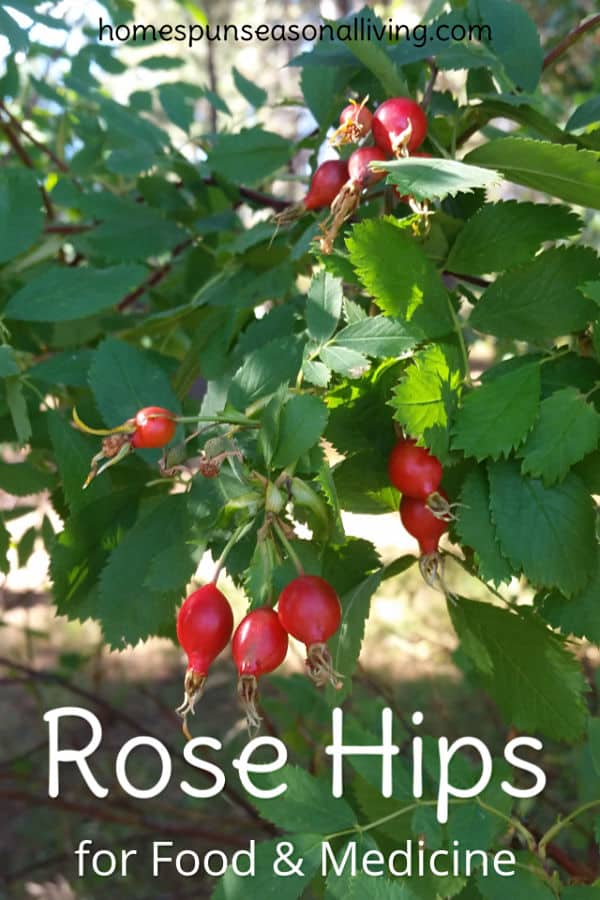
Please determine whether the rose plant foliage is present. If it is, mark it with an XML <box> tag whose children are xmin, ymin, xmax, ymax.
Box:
<box><xmin>1</xmin><ymin>0</ymin><xmax>600</xmax><ymax>896</ymax></box>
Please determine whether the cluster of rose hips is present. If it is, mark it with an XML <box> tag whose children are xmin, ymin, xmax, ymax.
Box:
<box><xmin>388</xmin><ymin>436</ymin><xmax>454</xmax><ymax>592</ymax></box>
<box><xmin>176</xmin><ymin>574</ymin><xmax>342</xmax><ymax>735</ymax></box>
<box><xmin>280</xmin><ymin>95</ymin><xmax>429</xmax><ymax>253</ymax></box>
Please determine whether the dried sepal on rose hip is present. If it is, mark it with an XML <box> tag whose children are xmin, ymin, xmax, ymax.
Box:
<box><xmin>74</xmin><ymin>405</ymin><xmax>177</xmax><ymax>487</ymax></box>
<box><xmin>232</xmin><ymin>607</ymin><xmax>288</xmax><ymax>733</ymax></box>
<box><xmin>274</xmin><ymin>159</ymin><xmax>349</xmax><ymax>226</ymax></box>
<box><xmin>399</xmin><ymin>491</ymin><xmax>455</xmax><ymax>602</ymax></box>
<box><xmin>318</xmin><ymin>146</ymin><xmax>388</xmax><ymax>254</ymax></box>
<box><xmin>176</xmin><ymin>584</ymin><xmax>234</xmax><ymax>738</ymax></box>
<box><xmin>277</xmin><ymin>575</ymin><xmax>343</xmax><ymax>689</ymax></box>
<box><xmin>330</xmin><ymin>96</ymin><xmax>373</xmax><ymax>146</ymax></box>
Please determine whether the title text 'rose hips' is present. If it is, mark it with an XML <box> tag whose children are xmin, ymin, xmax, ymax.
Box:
<box><xmin>130</xmin><ymin>406</ymin><xmax>176</xmax><ymax>449</ymax></box>
<box><xmin>388</xmin><ymin>438</ymin><xmax>443</xmax><ymax>500</ymax></box>
<box><xmin>176</xmin><ymin>584</ymin><xmax>234</xmax><ymax>728</ymax></box>
<box><xmin>278</xmin><ymin>575</ymin><xmax>343</xmax><ymax>688</ymax></box>
<box><xmin>232</xmin><ymin>607</ymin><xmax>288</xmax><ymax>731</ymax></box>
<box><xmin>372</xmin><ymin>97</ymin><xmax>428</xmax><ymax>156</ymax></box>
<box><xmin>400</xmin><ymin>491</ymin><xmax>449</xmax><ymax>556</ymax></box>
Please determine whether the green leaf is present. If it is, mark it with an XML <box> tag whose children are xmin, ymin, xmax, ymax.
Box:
<box><xmin>97</xmin><ymin>496</ymin><xmax>194</xmax><ymax>647</ymax></box>
<box><xmin>253</xmin><ymin>766</ymin><xmax>357</xmax><ymax>833</ymax></box>
<box><xmin>380</xmin><ymin>156</ymin><xmax>500</xmax><ymax>203</ymax></box>
<box><xmin>88</xmin><ymin>338</ymin><xmax>180</xmax><ymax>428</ymax></box>
<box><xmin>344</xmin><ymin>32</ymin><xmax>407</xmax><ymax>97</ymax></box>
<box><xmin>450</xmin><ymin>597</ymin><xmax>587</xmax><ymax>741</ymax></box>
<box><xmin>306</xmin><ymin>270</ymin><xmax>343</xmax><ymax>344</ymax></box>
<box><xmin>303</xmin><ymin>359</ymin><xmax>331</xmax><ymax>387</ymax></box>
<box><xmin>5</xmin><ymin>377</ymin><xmax>31</xmax><ymax>445</ymax></box>
<box><xmin>470</xmin><ymin>247</ymin><xmax>600</xmax><ymax>342</ymax></box>
<box><xmin>0</xmin><ymin>517</ymin><xmax>9</xmax><ymax>575</ymax></box>
<box><xmin>389</xmin><ymin>344</ymin><xmax>462</xmax><ymax>456</ymax></box>
<box><xmin>333</xmin><ymin>452</ymin><xmax>399</xmax><ymax>515</ymax></box>
<box><xmin>319</xmin><ymin>344</ymin><xmax>370</xmax><ymax>377</ymax></box>
<box><xmin>476</xmin><ymin>859</ymin><xmax>555</xmax><ymax>900</ymax></box>
<box><xmin>327</xmin><ymin>864</ymin><xmax>418</xmax><ymax>900</ymax></box>
<box><xmin>212</xmin><ymin>835</ymin><xmax>322</xmax><ymax>900</ymax></box>
<box><xmin>229</xmin><ymin>336</ymin><xmax>304</xmax><ymax>410</ymax></box>
<box><xmin>456</xmin><ymin>468</ymin><xmax>512</xmax><ymax>585</ymax></box>
<box><xmin>5</xmin><ymin>265</ymin><xmax>146</xmax><ymax>322</ymax></box>
<box><xmin>0</xmin><ymin>168</ymin><xmax>44</xmax><ymax>263</ymax></box>
<box><xmin>208</xmin><ymin>128</ymin><xmax>292</xmax><ymax>185</ymax></box>
<box><xmin>561</xmin><ymin>887</ymin><xmax>600</xmax><ymax>900</ymax></box>
<box><xmin>519</xmin><ymin>388</ymin><xmax>600</xmax><ymax>485</ymax></box>
<box><xmin>446</xmin><ymin>201</ymin><xmax>580</xmax><ymax>275</ymax></box>
<box><xmin>452</xmin><ymin>365</ymin><xmax>540</xmax><ymax>461</ymax></box>
<box><xmin>80</xmin><ymin>196</ymin><xmax>186</xmax><ymax>262</ymax></box>
<box><xmin>0</xmin><ymin>460</ymin><xmax>54</xmax><ymax>497</ymax></box>
<box><xmin>272</xmin><ymin>395</ymin><xmax>329</xmax><ymax>470</ymax></box>
<box><xmin>159</xmin><ymin>82</ymin><xmax>207</xmax><ymax>131</ymax></box>
<box><xmin>567</xmin><ymin>96</ymin><xmax>600</xmax><ymax>131</ymax></box>
<box><xmin>46</xmin><ymin>412</ymin><xmax>110</xmax><ymax>512</ymax></box>
<box><xmin>465</xmin><ymin>138</ymin><xmax>600</xmax><ymax>210</ymax></box>
<box><xmin>589</xmin><ymin>718</ymin><xmax>600</xmax><ymax>776</ymax></box>
<box><xmin>474</xmin><ymin>0</ymin><xmax>542</xmax><ymax>92</ymax></box>
<box><xmin>232</xmin><ymin>66</ymin><xmax>267</xmax><ymax>108</ymax></box>
<box><xmin>328</xmin><ymin>569</ymin><xmax>384</xmax><ymax>698</ymax></box>
<box><xmin>488</xmin><ymin>460</ymin><xmax>596</xmax><ymax>596</ymax></box>
<box><xmin>332</xmin><ymin>316</ymin><xmax>419</xmax><ymax>358</ymax></box>
<box><xmin>346</xmin><ymin>218</ymin><xmax>454</xmax><ymax>339</ymax></box>
<box><xmin>538</xmin><ymin>546</ymin><xmax>600</xmax><ymax>644</ymax></box>
<box><xmin>29</xmin><ymin>349</ymin><xmax>93</xmax><ymax>388</ymax></box>
<box><xmin>0</xmin><ymin>346</ymin><xmax>19</xmax><ymax>378</ymax></box>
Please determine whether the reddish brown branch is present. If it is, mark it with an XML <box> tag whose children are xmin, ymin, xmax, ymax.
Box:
<box><xmin>543</xmin><ymin>14</ymin><xmax>600</xmax><ymax>70</ymax></box>
<box><xmin>44</xmin><ymin>222</ymin><xmax>94</xmax><ymax>235</ymax></box>
<box><xmin>0</xmin><ymin>99</ymin><xmax>68</xmax><ymax>172</ymax></box>
<box><xmin>117</xmin><ymin>238</ymin><xmax>194</xmax><ymax>311</ymax></box>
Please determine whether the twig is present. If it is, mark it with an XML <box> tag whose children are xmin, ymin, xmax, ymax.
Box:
<box><xmin>0</xmin><ymin>99</ymin><xmax>68</xmax><ymax>172</ymax></box>
<box><xmin>117</xmin><ymin>238</ymin><xmax>194</xmax><ymax>311</ymax></box>
<box><xmin>422</xmin><ymin>59</ymin><xmax>439</xmax><ymax>110</ymax></box>
<box><xmin>444</xmin><ymin>270</ymin><xmax>491</xmax><ymax>288</ymax></box>
<box><xmin>543</xmin><ymin>14</ymin><xmax>600</xmax><ymax>71</ymax></box>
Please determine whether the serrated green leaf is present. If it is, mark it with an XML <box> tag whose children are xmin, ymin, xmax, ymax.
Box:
<box><xmin>475</xmin><ymin>0</ymin><xmax>542</xmax><ymax>91</ymax></box>
<box><xmin>5</xmin><ymin>376</ymin><xmax>31</xmax><ymax>445</ymax></box>
<box><xmin>81</xmin><ymin>197</ymin><xmax>186</xmax><ymax>262</ymax></box>
<box><xmin>333</xmin><ymin>452</ymin><xmax>399</xmax><ymax>515</ymax></box>
<box><xmin>332</xmin><ymin>316</ymin><xmax>418</xmax><ymax>358</ymax></box>
<box><xmin>450</xmin><ymin>597</ymin><xmax>587</xmax><ymax>741</ymax></box>
<box><xmin>465</xmin><ymin>138</ymin><xmax>600</xmax><ymax>210</ymax></box>
<box><xmin>29</xmin><ymin>349</ymin><xmax>93</xmax><ymax>387</ymax></box>
<box><xmin>0</xmin><ymin>167</ymin><xmax>43</xmax><ymax>263</ymax></box>
<box><xmin>328</xmin><ymin>568</ymin><xmax>384</xmax><ymax>700</ymax></box>
<box><xmin>390</xmin><ymin>344</ymin><xmax>462</xmax><ymax>457</ymax></box>
<box><xmin>380</xmin><ymin>156</ymin><xmax>500</xmax><ymax>203</ymax></box>
<box><xmin>208</xmin><ymin>127</ymin><xmax>292</xmax><ymax>185</ymax></box>
<box><xmin>272</xmin><ymin>395</ymin><xmax>329</xmax><ymax>470</ymax></box>
<box><xmin>303</xmin><ymin>359</ymin><xmax>331</xmax><ymax>387</ymax></box>
<box><xmin>306</xmin><ymin>270</ymin><xmax>343</xmax><ymax>344</ymax></box>
<box><xmin>344</xmin><ymin>31</ymin><xmax>407</xmax><ymax>96</ymax></box>
<box><xmin>470</xmin><ymin>247</ymin><xmax>600</xmax><ymax>342</ymax></box>
<box><xmin>476</xmin><ymin>860</ymin><xmax>555</xmax><ymax>900</ymax></box>
<box><xmin>561</xmin><ymin>886</ymin><xmax>600</xmax><ymax>900</ymax></box>
<box><xmin>212</xmin><ymin>834</ymin><xmax>322</xmax><ymax>900</ymax></box>
<box><xmin>320</xmin><ymin>344</ymin><xmax>370</xmax><ymax>377</ymax></box>
<box><xmin>519</xmin><ymin>388</ymin><xmax>600</xmax><ymax>485</ymax></box>
<box><xmin>46</xmin><ymin>413</ymin><xmax>110</xmax><ymax>512</ymax></box>
<box><xmin>538</xmin><ymin>546</ymin><xmax>600</xmax><ymax>644</ymax></box>
<box><xmin>456</xmin><ymin>468</ymin><xmax>512</xmax><ymax>585</ymax></box>
<box><xmin>88</xmin><ymin>338</ymin><xmax>180</xmax><ymax>428</ymax></box>
<box><xmin>589</xmin><ymin>718</ymin><xmax>600</xmax><ymax>777</ymax></box>
<box><xmin>327</xmin><ymin>863</ymin><xmax>417</xmax><ymax>900</ymax></box>
<box><xmin>253</xmin><ymin>766</ymin><xmax>357</xmax><ymax>833</ymax></box>
<box><xmin>229</xmin><ymin>336</ymin><xmax>304</xmax><ymax>410</ymax></box>
<box><xmin>446</xmin><ymin>201</ymin><xmax>579</xmax><ymax>276</ymax></box>
<box><xmin>452</xmin><ymin>365</ymin><xmax>540</xmax><ymax>461</ymax></box>
<box><xmin>232</xmin><ymin>66</ymin><xmax>267</xmax><ymax>108</ymax></box>
<box><xmin>5</xmin><ymin>265</ymin><xmax>146</xmax><ymax>322</ymax></box>
<box><xmin>346</xmin><ymin>218</ymin><xmax>454</xmax><ymax>339</ymax></box>
<box><xmin>97</xmin><ymin>496</ymin><xmax>193</xmax><ymax>647</ymax></box>
<box><xmin>488</xmin><ymin>460</ymin><xmax>596</xmax><ymax>596</ymax></box>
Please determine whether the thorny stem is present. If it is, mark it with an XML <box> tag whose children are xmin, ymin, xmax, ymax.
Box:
<box><xmin>538</xmin><ymin>799</ymin><xmax>600</xmax><ymax>857</ymax></box>
<box><xmin>271</xmin><ymin>517</ymin><xmax>305</xmax><ymax>575</ymax></box>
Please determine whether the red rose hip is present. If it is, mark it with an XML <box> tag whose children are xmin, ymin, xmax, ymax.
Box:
<box><xmin>388</xmin><ymin>437</ymin><xmax>443</xmax><ymax>500</ymax></box>
<box><xmin>278</xmin><ymin>575</ymin><xmax>343</xmax><ymax>688</ymax></box>
<box><xmin>372</xmin><ymin>97</ymin><xmax>428</xmax><ymax>156</ymax></box>
<box><xmin>131</xmin><ymin>406</ymin><xmax>176</xmax><ymax>449</ymax></box>
<box><xmin>232</xmin><ymin>607</ymin><xmax>288</xmax><ymax>731</ymax></box>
